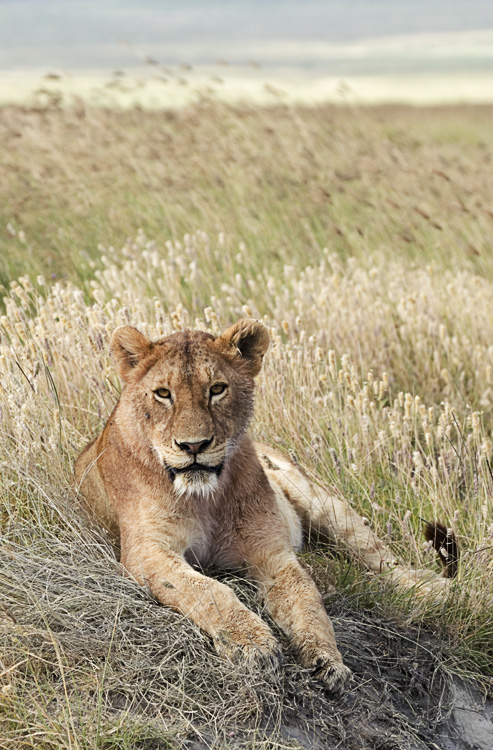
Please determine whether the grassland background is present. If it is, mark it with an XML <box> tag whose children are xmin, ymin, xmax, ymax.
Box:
<box><xmin>1</xmin><ymin>99</ymin><xmax>493</xmax><ymax>749</ymax></box>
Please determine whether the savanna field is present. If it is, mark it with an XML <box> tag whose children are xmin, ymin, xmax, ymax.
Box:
<box><xmin>1</xmin><ymin>99</ymin><xmax>493</xmax><ymax>749</ymax></box>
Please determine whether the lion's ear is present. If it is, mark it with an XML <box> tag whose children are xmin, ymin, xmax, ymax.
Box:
<box><xmin>217</xmin><ymin>319</ymin><xmax>269</xmax><ymax>377</ymax></box>
<box><xmin>111</xmin><ymin>326</ymin><xmax>152</xmax><ymax>381</ymax></box>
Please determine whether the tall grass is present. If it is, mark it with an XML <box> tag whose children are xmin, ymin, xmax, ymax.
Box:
<box><xmin>1</xmin><ymin>101</ymin><xmax>493</xmax><ymax>748</ymax></box>
<box><xmin>2</xmin><ymin>102</ymin><xmax>493</xmax><ymax>290</ymax></box>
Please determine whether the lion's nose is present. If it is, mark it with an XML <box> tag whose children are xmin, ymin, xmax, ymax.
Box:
<box><xmin>175</xmin><ymin>438</ymin><xmax>212</xmax><ymax>455</ymax></box>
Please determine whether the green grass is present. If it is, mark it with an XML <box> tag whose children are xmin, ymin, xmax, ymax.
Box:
<box><xmin>2</xmin><ymin>102</ymin><xmax>493</xmax><ymax>291</ymax></box>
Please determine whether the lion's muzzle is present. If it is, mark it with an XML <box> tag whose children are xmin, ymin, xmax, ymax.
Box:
<box><xmin>174</xmin><ymin>438</ymin><xmax>213</xmax><ymax>456</ymax></box>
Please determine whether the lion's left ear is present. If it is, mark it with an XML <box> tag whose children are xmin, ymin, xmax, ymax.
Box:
<box><xmin>217</xmin><ymin>319</ymin><xmax>269</xmax><ymax>377</ymax></box>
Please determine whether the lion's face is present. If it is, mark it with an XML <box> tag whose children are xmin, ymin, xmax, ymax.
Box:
<box><xmin>111</xmin><ymin>319</ymin><xmax>269</xmax><ymax>499</ymax></box>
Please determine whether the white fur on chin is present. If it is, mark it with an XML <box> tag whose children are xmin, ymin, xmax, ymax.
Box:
<box><xmin>173</xmin><ymin>471</ymin><xmax>219</xmax><ymax>500</ymax></box>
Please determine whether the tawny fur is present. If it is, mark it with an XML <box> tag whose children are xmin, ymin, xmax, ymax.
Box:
<box><xmin>75</xmin><ymin>319</ymin><xmax>451</xmax><ymax>695</ymax></box>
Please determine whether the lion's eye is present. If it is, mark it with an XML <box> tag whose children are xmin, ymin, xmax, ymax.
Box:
<box><xmin>154</xmin><ymin>388</ymin><xmax>171</xmax><ymax>400</ymax></box>
<box><xmin>210</xmin><ymin>383</ymin><xmax>227</xmax><ymax>397</ymax></box>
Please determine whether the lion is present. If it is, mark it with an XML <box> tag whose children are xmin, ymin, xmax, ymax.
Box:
<box><xmin>75</xmin><ymin>319</ymin><xmax>451</xmax><ymax>695</ymax></box>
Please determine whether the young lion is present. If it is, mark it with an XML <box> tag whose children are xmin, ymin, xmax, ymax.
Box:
<box><xmin>75</xmin><ymin>319</ymin><xmax>448</xmax><ymax>695</ymax></box>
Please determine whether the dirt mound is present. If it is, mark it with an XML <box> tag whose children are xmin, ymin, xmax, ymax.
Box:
<box><xmin>2</xmin><ymin>536</ymin><xmax>491</xmax><ymax>749</ymax></box>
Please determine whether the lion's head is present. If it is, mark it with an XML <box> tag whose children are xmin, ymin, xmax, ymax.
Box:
<box><xmin>111</xmin><ymin>319</ymin><xmax>269</xmax><ymax>499</ymax></box>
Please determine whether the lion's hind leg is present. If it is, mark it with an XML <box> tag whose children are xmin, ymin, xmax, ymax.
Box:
<box><xmin>258</xmin><ymin>446</ymin><xmax>449</xmax><ymax>599</ymax></box>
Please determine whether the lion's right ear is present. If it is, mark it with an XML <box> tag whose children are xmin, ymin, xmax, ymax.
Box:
<box><xmin>111</xmin><ymin>326</ymin><xmax>152</xmax><ymax>381</ymax></box>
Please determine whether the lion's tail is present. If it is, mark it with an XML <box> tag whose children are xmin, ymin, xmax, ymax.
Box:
<box><xmin>423</xmin><ymin>521</ymin><xmax>459</xmax><ymax>578</ymax></box>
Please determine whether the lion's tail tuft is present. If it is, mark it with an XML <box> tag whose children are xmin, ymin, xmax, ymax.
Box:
<box><xmin>423</xmin><ymin>520</ymin><xmax>459</xmax><ymax>578</ymax></box>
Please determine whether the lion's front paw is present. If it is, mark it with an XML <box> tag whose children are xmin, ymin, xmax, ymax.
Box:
<box><xmin>214</xmin><ymin>626</ymin><xmax>282</xmax><ymax>672</ymax></box>
<box><xmin>299</xmin><ymin>647</ymin><xmax>352</xmax><ymax>695</ymax></box>
<box><xmin>313</xmin><ymin>656</ymin><xmax>352</xmax><ymax>695</ymax></box>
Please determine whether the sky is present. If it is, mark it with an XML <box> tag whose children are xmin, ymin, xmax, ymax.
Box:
<box><xmin>2</xmin><ymin>1</ymin><xmax>493</xmax><ymax>105</ymax></box>
<box><xmin>1</xmin><ymin>0</ymin><xmax>493</xmax><ymax>73</ymax></box>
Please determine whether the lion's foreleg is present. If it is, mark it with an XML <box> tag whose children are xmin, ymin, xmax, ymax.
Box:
<box><xmin>121</xmin><ymin>541</ymin><xmax>280</xmax><ymax>666</ymax></box>
<box><xmin>250</xmin><ymin>550</ymin><xmax>351</xmax><ymax>694</ymax></box>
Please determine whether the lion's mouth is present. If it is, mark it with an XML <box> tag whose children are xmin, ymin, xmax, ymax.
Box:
<box><xmin>164</xmin><ymin>462</ymin><xmax>224</xmax><ymax>481</ymax></box>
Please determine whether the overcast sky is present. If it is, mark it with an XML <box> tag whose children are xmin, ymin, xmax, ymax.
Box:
<box><xmin>1</xmin><ymin>1</ymin><xmax>493</xmax><ymax>71</ymax></box>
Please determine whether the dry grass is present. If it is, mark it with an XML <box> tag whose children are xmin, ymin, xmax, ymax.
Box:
<box><xmin>1</xmin><ymin>100</ymin><xmax>493</xmax><ymax>748</ymax></box>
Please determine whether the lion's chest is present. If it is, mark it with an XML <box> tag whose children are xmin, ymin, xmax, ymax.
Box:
<box><xmin>184</xmin><ymin>522</ymin><xmax>216</xmax><ymax>567</ymax></box>
<box><xmin>183</xmin><ymin>505</ymin><xmax>242</xmax><ymax>570</ymax></box>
